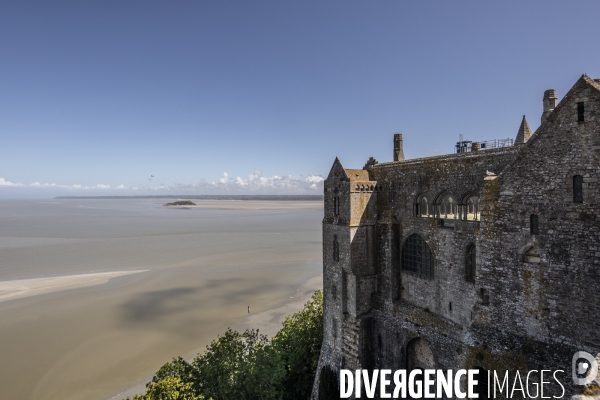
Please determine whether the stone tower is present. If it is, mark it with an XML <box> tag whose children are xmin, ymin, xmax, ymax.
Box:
<box><xmin>393</xmin><ymin>133</ymin><xmax>405</xmax><ymax>161</ymax></box>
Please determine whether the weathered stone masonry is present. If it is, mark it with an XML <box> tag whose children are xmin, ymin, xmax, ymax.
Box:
<box><xmin>312</xmin><ymin>75</ymin><xmax>600</xmax><ymax>399</ymax></box>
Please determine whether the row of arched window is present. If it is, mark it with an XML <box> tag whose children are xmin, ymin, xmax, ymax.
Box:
<box><xmin>415</xmin><ymin>193</ymin><xmax>480</xmax><ymax>221</ymax></box>
<box><xmin>412</xmin><ymin>174</ymin><xmax>585</xmax><ymax>221</ymax></box>
<box><xmin>333</xmin><ymin>174</ymin><xmax>584</xmax><ymax>220</ymax></box>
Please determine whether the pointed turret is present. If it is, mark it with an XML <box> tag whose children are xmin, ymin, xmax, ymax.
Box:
<box><xmin>515</xmin><ymin>115</ymin><xmax>532</xmax><ymax>145</ymax></box>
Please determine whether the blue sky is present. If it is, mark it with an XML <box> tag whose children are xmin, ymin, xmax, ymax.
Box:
<box><xmin>1</xmin><ymin>1</ymin><xmax>599</xmax><ymax>197</ymax></box>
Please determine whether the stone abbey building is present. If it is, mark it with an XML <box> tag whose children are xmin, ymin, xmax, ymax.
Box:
<box><xmin>312</xmin><ymin>75</ymin><xmax>600</xmax><ymax>399</ymax></box>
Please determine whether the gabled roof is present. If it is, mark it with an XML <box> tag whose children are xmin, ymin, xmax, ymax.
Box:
<box><xmin>533</xmin><ymin>74</ymin><xmax>599</xmax><ymax>136</ymax></box>
<box><xmin>514</xmin><ymin>115</ymin><xmax>532</xmax><ymax>145</ymax></box>
<box><xmin>327</xmin><ymin>158</ymin><xmax>373</xmax><ymax>181</ymax></box>
<box><xmin>499</xmin><ymin>74</ymin><xmax>600</xmax><ymax>178</ymax></box>
<box><xmin>326</xmin><ymin>157</ymin><xmax>348</xmax><ymax>180</ymax></box>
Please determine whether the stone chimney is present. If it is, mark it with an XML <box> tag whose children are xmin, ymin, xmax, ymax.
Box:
<box><xmin>541</xmin><ymin>89</ymin><xmax>558</xmax><ymax>124</ymax></box>
<box><xmin>393</xmin><ymin>133</ymin><xmax>405</xmax><ymax>161</ymax></box>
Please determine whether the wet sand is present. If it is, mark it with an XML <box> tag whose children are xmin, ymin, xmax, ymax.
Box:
<box><xmin>164</xmin><ymin>200</ymin><xmax>323</xmax><ymax>210</ymax></box>
<box><xmin>113</xmin><ymin>274</ymin><xmax>323</xmax><ymax>400</ymax></box>
<box><xmin>0</xmin><ymin>199</ymin><xmax>323</xmax><ymax>400</ymax></box>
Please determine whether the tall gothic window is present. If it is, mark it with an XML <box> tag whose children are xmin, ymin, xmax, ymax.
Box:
<box><xmin>465</xmin><ymin>243</ymin><xmax>476</xmax><ymax>282</ymax></box>
<box><xmin>530</xmin><ymin>214</ymin><xmax>539</xmax><ymax>235</ymax></box>
<box><xmin>333</xmin><ymin>235</ymin><xmax>340</xmax><ymax>262</ymax></box>
<box><xmin>401</xmin><ymin>234</ymin><xmax>434</xmax><ymax>279</ymax></box>
<box><xmin>578</xmin><ymin>102</ymin><xmax>585</xmax><ymax>122</ymax></box>
<box><xmin>334</xmin><ymin>189</ymin><xmax>340</xmax><ymax>216</ymax></box>
<box><xmin>573</xmin><ymin>175</ymin><xmax>583</xmax><ymax>203</ymax></box>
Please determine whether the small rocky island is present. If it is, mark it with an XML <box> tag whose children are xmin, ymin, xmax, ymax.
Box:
<box><xmin>163</xmin><ymin>200</ymin><xmax>196</xmax><ymax>206</ymax></box>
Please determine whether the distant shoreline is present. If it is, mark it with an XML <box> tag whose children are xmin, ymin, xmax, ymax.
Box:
<box><xmin>54</xmin><ymin>195</ymin><xmax>323</xmax><ymax>201</ymax></box>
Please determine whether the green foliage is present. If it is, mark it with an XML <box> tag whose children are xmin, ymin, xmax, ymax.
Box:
<box><xmin>272</xmin><ymin>290</ymin><xmax>324</xmax><ymax>399</ymax></box>
<box><xmin>318</xmin><ymin>365</ymin><xmax>340</xmax><ymax>400</ymax></box>
<box><xmin>191</xmin><ymin>328</ymin><xmax>284</xmax><ymax>400</ymax></box>
<box><xmin>133</xmin><ymin>376</ymin><xmax>201</xmax><ymax>400</ymax></box>
<box><xmin>128</xmin><ymin>290</ymin><xmax>324</xmax><ymax>400</ymax></box>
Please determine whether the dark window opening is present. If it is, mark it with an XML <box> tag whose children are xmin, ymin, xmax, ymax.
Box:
<box><xmin>401</xmin><ymin>233</ymin><xmax>434</xmax><ymax>279</ymax></box>
<box><xmin>333</xmin><ymin>235</ymin><xmax>340</xmax><ymax>262</ymax></box>
<box><xmin>578</xmin><ymin>102</ymin><xmax>585</xmax><ymax>122</ymax></box>
<box><xmin>480</xmin><ymin>288</ymin><xmax>490</xmax><ymax>306</ymax></box>
<box><xmin>332</xmin><ymin>284</ymin><xmax>337</xmax><ymax>300</ymax></box>
<box><xmin>466</xmin><ymin>243</ymin><xmax>476</xmax><ymax>282</ymax></box>
<box><xmin>449</xmin><ymin>302</ymin><xmax>452</xmax><ymax>312</ymax></box>
<box><xmin>573</xmin><ymin>175</ymin><xmax>583</xmax><ymax>203</ymax></box>
<box><xmin>530</xmin><ymin>214</ymin><xmax>539</xmax><ymax>235</ymax></box>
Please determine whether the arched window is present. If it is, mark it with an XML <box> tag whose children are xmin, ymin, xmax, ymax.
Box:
<box><xmin>465</xmin><ymin>243</ymin><xmax>476</xmax><ymax>282</ymax></box>
<box><xmin>530</xmin><ymin>214</ymin><xmax>539</xmax><ymax>235</ymax></box>
<box><xmin>573</xmin><ymin>175</ymin><xmax>583</xmax><ymax>203</ymax></box>
<box><xmin>439</xmin><ymin>193</ymin><xmax>457</xmax><ymax>219</ymax></box>
<box><xmin>318</xmin><ymin>365</ymin><xmax>339</xmax><ymax>399</ymax></box>
<box><xmin>401</xmin><ymin>234</ymin><xmax>434</xmax><ymax>279</ymax></box>
<box><xmin>415</xmin><ymin>195</ymin><xmax>431</xmax><ymax>218</ymax></box>
<box><xmin>464</xmin><ymin>195</ymin><xmax>480</xmax><ymax>221</ymax></box>
<box><xmin>406</xmin><ymin>338</ymin><xmax>435</xmax><ymax>392</ymax></box>
<box><xmin>333</xmin><ymin>235</ymin><xmax>339</xmax><ymax>262</ymax></box>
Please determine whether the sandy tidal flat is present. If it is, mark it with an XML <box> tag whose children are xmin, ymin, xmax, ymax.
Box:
<box><xmin>0</xmin><ymin>199</ymin><xmax>323</xmax><ymax>400</ymax></box>
<box><xmin>0</xmin><ymin>270</ymin><xmax>146</xmax><ymax>302</ymax></box>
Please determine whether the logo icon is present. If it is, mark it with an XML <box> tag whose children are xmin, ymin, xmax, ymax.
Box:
<box><xmin>572</xmin><ymin>351</ymin><xmax>599</xmax><ymax>385</ymax></box>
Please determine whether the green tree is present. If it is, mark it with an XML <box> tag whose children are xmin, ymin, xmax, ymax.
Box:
<box><xmin>131</xmin><ymin>357</ymin><xmax>201</xmax><ymax>400</ymax></box>
<box><xmin>272</xmin><ymin>290</ymin><xmax>324</xmax><ymax>399</ymax></box>
<box><xmin>191</xmin><ymin>328</ymin><xmax>284</xmax><ymax>400</ymax></box>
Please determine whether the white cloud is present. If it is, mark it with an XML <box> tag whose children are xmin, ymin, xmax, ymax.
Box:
<box><xmin>219</xmin><ymin>172</ymin><xmax>229</xmax><ymax>184</ymax></box>
<box><xmin>0</xmin><ymin>178</ymin><xmax>24</xmax><ymax>187</ymax></box>
<box><xmin>0</xmin><ymin>171</ymin><xmax>325</xmax><ymax>195</ymax></box>
<box><xmin>0</xmin><ymin>177</ymin><xmax>110</xmax><ymax>190</ymax></box>
<box><xmin>158</xmin><ymin>171</ymin><xmax>325</xmax><ymax>194</ymax></box>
